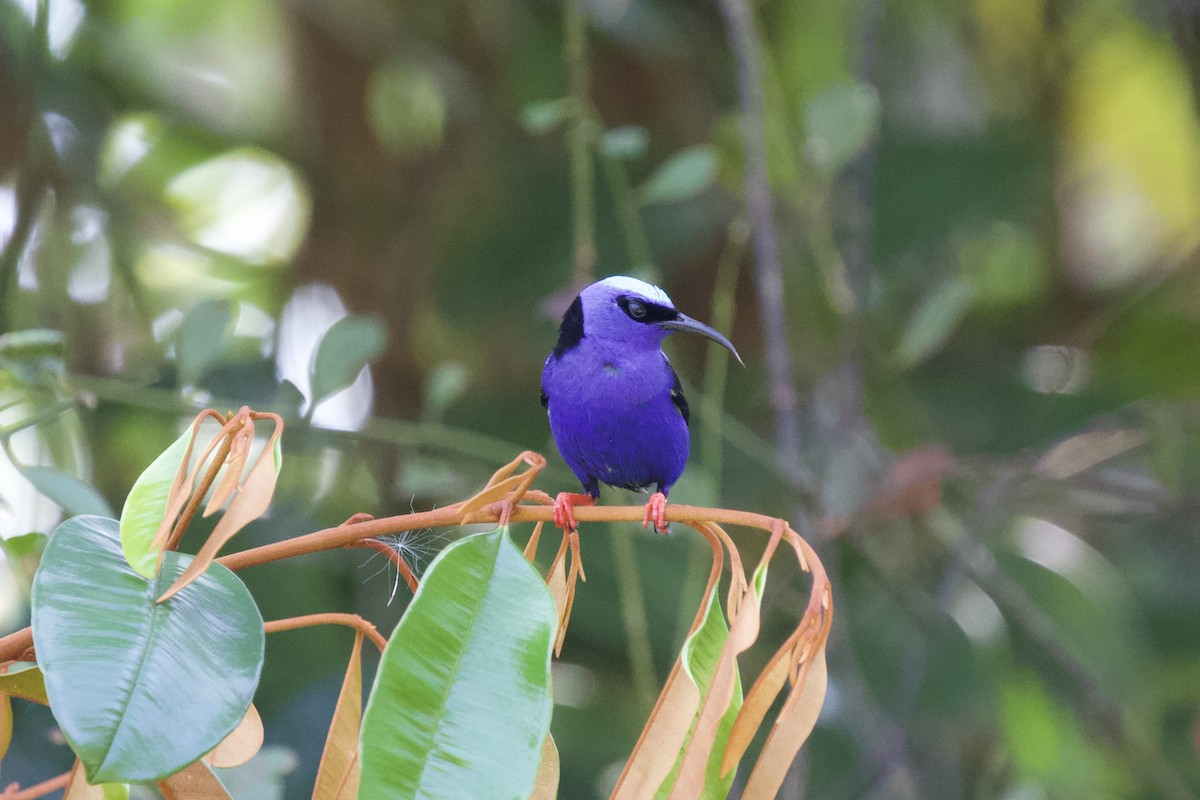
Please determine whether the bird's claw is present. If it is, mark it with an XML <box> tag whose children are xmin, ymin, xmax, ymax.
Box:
<box><xmin>553</xmin><ymin>492</ymin><xmax>596</xmax><ymax>532</ymax></box>
<box><xmin>643</xmin><ymin>492</ymin><xmax>669</xmax><ymax>534</ymax></box>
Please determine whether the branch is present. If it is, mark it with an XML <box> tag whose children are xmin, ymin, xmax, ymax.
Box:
<box><xmin>0</xmin><ymin>771</ymin><xmax>70</xmax><ymax>800</ymax></box>
<box><xmin>264</xmin><ymin>613</ymin><xmax>388</xmax><ymax>653</ymax></box>
<box><xmin>715</xmin><ymin>0</ymin><xmax>804</xmax><ymax>480</ymax></box>
<box><xmin>565</xmin><ymin>0</ymin><xmax>596</xmax><ymax>285</ymax></box>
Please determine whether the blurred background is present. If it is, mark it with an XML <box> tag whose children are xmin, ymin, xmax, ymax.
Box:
<box><xmin>2</xmin><ymin>0</ymin><xmax>1200</xmax><ymax>797</ymax></box>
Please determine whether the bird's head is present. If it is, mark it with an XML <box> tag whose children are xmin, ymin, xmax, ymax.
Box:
<box><xmin>563</xmin><ymin>275</ymin><xmax>743</xmax><ymax>362</ymax></box>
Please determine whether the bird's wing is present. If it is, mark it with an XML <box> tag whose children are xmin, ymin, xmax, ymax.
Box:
<box><xmin>669</xmin><ymin>366</ymin><xmax>689</xmax><ymax>426</ymax></box>
<box><xmin>540</xmin><ymin>387</ymin><xmax>549</xmax><ymax>409</ymax></box>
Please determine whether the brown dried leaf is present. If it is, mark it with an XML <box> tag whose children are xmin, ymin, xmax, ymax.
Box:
<box><xmin>721</xmin><ymin>631</ymin><xmax>798</xmax><ymax>774</ymax></box>
<box><xmin>459</xmin><ymin>451</ymin><xmax>546</xmax><ymax>518</ymax></box>
<box><xmin>158</xmin><ymin>425</ymin><xmax>282</xmax><ymax>603</ymax></box>
<box><xmin>611</xmin><ymin>527</ymin><xmax>727</xmax><ymax>799</ymax></box>
<box><xmin>149</xmin><ymin>412</ymin><xmax>228</xmax><ymax>556</ymax></box>
<box><xmin>610</xmin><ymin>658</ymin><xmax>701</xmax><ymax>800</ymax></box>
<box><xmin>312</xmin><ymin>632</ymin><xmax>363</xmax><ymax>800</ymax></box>
<box><xmin>528</xmin><ymin>734</ymin><xmax>559</xmax><ymax>800</ymax></box>
<box><xmin>546</xmin><ymin>540</ymin><xmax>569</xmax><ymax>657</ymax></box>
<box><xmin>203</xmin><ymin>421</ymin><xmax>252</xmax><ymax>518</ymax></box>
<box><xmin>741</xmin><ymin>644</ymin><xmax>828</xmax><ymax>800</ymax></box>
<box><xmin>669</xmin><ymin>585</ymin><xmax>761</xmax><ymax>800</ymax></box>
<box><xmin>524</xmin><ymin>521</ymin><xmax>545</xmax><ymax>562</ymax></box>
<box><xmin>159</xmin><ymin>760</ymin><xmax>233</xmax><ymax>800</ymax></box>
<box><xmin>204</xmin><ymin>703</ymin><xmax>263</xmax><ymax>768</ymax></box>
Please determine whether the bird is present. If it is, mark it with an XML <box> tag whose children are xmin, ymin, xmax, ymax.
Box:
<box><xmin>541</xmin><ymin>275</ymin><xmax>742</xmax><ymax>534</ymax></box>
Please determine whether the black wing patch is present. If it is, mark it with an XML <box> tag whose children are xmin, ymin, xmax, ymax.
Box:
<box><xmin>669</xmin><ymin>367</ymin><xmax>689</xmax><ymax>426</ymax></box>
<box><xmin>551</xmin><ymin>295</ymin><xmax>585</xmax><ymax>358</ymax></box>
<box><xmin>540</xmin><ymin>388</ymin><xmax>549</xmax><ymax>409</ymax></box>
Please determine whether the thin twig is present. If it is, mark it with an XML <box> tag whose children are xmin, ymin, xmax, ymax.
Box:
<box><xmin>0</xmin><ymin>770</ymin><xmax>70</xmax><ymax>800</ymax></box>
<box><xmin>264</xmin><ymin>613</ymin><xmax>388</xmax><ymax>653</ymax></box>
<box><xmin>600</xmin><ymin>149</ymin><xmax>654</xmax><ymax>270</ymax></box>
<box><xmin>351</xmin><ymin>538</ymin><xmax>419</xmax><ymax>594</ymax></box>
<box><xmin>608</xmin><ymin>523</ymin><xmax>658</xmax><ymax>711</ymax></box>
<box><xmin>0</xmin><ymin>627</ymin><xmax>33</xmax><ymax>666</ymax></box>
<box><xmin>0</xmin><ymin>499</ymin><xmax>828</xmax><ymax>665</ymax></box>
<box><xmin>565</xmin><ymin>0</ymin><xmax>596</xmax><ymax>285</ymax></box>
<box><xmin>715</xmin><ymin>0</ymin><xmax>803</xmax><ymax>480</ymax></box>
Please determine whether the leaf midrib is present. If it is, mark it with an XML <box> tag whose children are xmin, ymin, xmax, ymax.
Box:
<box><xmin>93</xmin><ymin>559</ymin><xmax>173</xmax><ymax>777</ymax></box>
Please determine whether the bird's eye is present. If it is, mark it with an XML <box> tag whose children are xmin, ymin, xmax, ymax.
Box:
<box><xmin>626</xmin><ymin>300</ymin><xmax>647</xmax><ymax>319</ymax></box>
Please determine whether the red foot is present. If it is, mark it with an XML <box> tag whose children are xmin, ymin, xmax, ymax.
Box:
<box><xmin>553</xmin><ymin>492</ymin><xmax>596</xmax><ymax>531</ymax></box>
<box><xmin>643</xmin><ymin>492</ymin><xmax>669</xmax><ymax>534</ymax></box>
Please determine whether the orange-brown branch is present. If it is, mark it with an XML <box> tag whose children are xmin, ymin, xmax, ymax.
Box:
<box><xmin>0</xmin><ymin>501</ymin><xmax>817</xmax><ymax>665</ymax></box>
<box><xmin>0</xmin><ymin>771</ymin><xmax>70</xmax><ymax>800</ymax></box>
<box><xmin>263</xmin><ymin>613</ymin><xmax>388</xmax><ymax>653</ymax></box>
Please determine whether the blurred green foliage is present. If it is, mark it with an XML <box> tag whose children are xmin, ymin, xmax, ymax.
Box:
<box><xmin>2</xmin><ymin>0</ymin><xmax>1200</xmax><ymax>797</ymax></box>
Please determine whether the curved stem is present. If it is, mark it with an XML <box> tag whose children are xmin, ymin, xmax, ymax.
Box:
<box><xmin>264</xmin><ymin>613</ymin><xmax>387</xmax><ymax>653</ymax></box>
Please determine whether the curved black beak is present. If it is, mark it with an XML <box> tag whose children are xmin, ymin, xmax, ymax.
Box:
<box><xmin>660</xmin><ymin>313</ymin><xmax>744</xmax><ymax>366</ymax></box>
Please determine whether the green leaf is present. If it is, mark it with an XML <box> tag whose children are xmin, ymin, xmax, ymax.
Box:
<box><xmin>894</xmin><ymin>276</ymin><xmax>975</xmax><ymax>369</ymax></box>
<box><xmin>120</xmin><ymin>426</ymin><xmax>197</xmax><ymax>578</ymax></box>
<box><xmin>31</xmin><ymin>516</ymin><xmax>264</xmax><ymax>783</ymax></box>
<box><xmin>359</xmin><ymin>528</ymin><xmax>556</xmax><ymax>800</ymax></box>
<box><xmin>602</xmin><ymin>125</ymin><xmax>649</xmax><ymax>160</ymax></box>
<box><xmin>520</xmin><ymin>99</ymin><xmax>569</xmax><ymax>134</ymax></box>
<box><xmin>2</xmin><ymin>532</ymin><xmax>46</xmax><ymax>588</ymax></box>
<box><xmin>653</xmin><ymin>586</ymin><xmax>742</xmax><ymax>799</ymax></box>
<box><xmin>0</xmin><ymin>328</ymin><xmax>65</xmax><ymax>362</ymax></box>
<box><xmin>177</xmin><ymin>300</ymin><xmax>234</xmax><ymax>386</ymax></box>
<box><xmin>2</xmin><ymin>531</ymin><xmax>47</xmax><ymax>560</ymax></box>
<box><xmin>803</xmin><ymin>80</ymin><xmax>881</xmax><ymax>176</ymax></box>
<box><xmin>0</xmin><ymin>664</ymin><xmax>48</xmax><ymax>704</ymax></box>
<box><xmin>639</xmin><ymin>145</ymin><xmax>717</xmax><ymax>206</ymax></box>
<box><xmin>309</xmin><ymin>315</ymin><xmax>387</xmax><ymax>410</ymax></box>
<box><xmin>21</xmin><ymin>467</ymin><xmax>114</xmax><ymax>518</ymax></box>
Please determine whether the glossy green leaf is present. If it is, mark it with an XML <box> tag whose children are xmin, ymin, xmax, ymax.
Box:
<box><xmin>653</xmin><ymin>586</ymin><xmax>742</xmax><ymax>800</ymax></box>
<box><xmin>21</xmin><ymin>467</ymin><xmax>114</xmax><ymax>518</ymax></box>
<box><xmin>32</xmin><ymin>516</ymin><xmax>264</xmax><ymax>783</ymax></box>
<box><xmin>309</xmin><ymin>315</ymin><xmax>387</xmax><ymax>411</ymax></box>
<box><xmin>803</xmin><ymin>80</ymin><xmax>881</xmax><ymax>176</ymax></box>
<box><xmin>359</xmin><ymin>528</ymin><xmax>555</xmax><ymax>800</ymax></box>
<box><xmin>639</xmin><ymin>145</ymin><xmax>717</xmax><ymax>206</ymax></box>
<box><xmin>120</xmin><ymin>427</ymin><xmax>197</xmax><ymax>578</ymax></box>
<box><xmin>894</xmin><ymin>275</ymin><xmax>975</xmax><ymax>368</ymax></box>
<box><xmin>177</xmin><ymin>300</ymin><xmax>234</xmax><ymax>386</ymax></box>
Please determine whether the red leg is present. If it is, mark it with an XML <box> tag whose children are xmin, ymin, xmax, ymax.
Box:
<box><xmin>642</xmin><ymin>492</ymin><xmax>669</xmax><ymax>534</ymax></box>
<box><xmin>553</xmin><ymin>492</ymin><xmax>596</xmax><ymax>531</ymax></box>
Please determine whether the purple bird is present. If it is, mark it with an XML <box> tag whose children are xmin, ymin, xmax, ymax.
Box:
<box><xmin>541</xmin><ymin>276</ymin><xmax>742</xmax><ymax>533</ymax></box>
